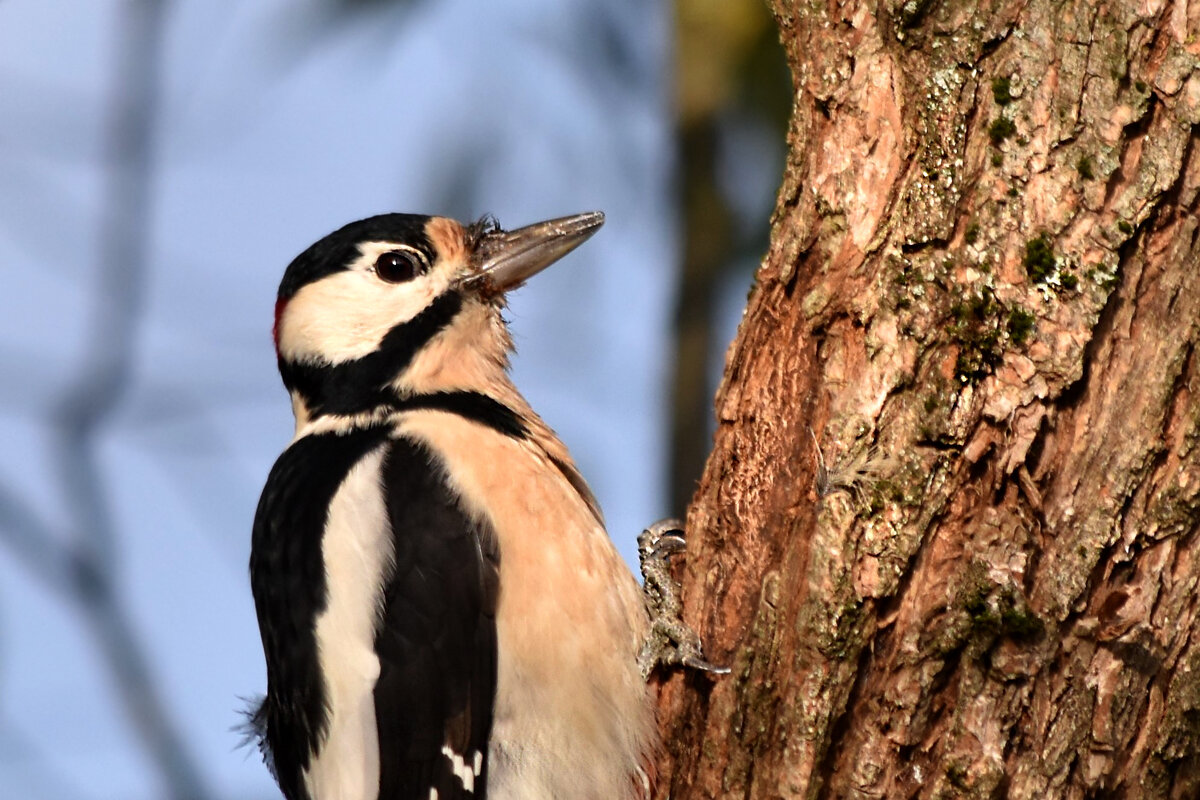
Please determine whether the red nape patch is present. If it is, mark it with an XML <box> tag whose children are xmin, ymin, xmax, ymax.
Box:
<box><xmin>272</xmin><ymin>297</ymin><xmax>288</xmax><ymax>353</ymax></box>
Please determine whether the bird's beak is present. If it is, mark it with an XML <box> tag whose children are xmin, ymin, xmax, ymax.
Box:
<box><xmin>462</xmin><ymin>211</ymin><xmax>604</xmax><ymax>293</ymax></box>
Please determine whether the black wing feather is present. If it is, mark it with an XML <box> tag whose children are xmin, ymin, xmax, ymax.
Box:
<box><xmin>249</xmin><ymin>426</ymin><xmax>392</xmax><ymax>800</ymax></box>
<box><xmin>375</xmin><ymin>437</ymin><xmax>499</xmax><ymax>800</ymax></box>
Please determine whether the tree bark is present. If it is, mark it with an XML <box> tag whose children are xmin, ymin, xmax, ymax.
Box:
<box><xmin>655</xmin><ymin>1</ymin><xmax>1200</xmax><ymax>798</ymax></box>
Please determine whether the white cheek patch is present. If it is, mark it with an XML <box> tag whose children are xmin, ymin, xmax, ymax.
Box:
<box><xmin>277</xmin><ymin>244</ymin><xmax>459</xmax><ymax>366</ymax></box>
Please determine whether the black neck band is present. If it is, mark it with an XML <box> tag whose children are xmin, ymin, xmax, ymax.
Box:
<box><xmin>390</xmin><ymin>391</ymin><xmax>528</xmax><ymax>439</ymax></box>
<box><xmin>280</xmin><ymin>291</ymin><xmax>463</xmax><ymax>418</ymax></box>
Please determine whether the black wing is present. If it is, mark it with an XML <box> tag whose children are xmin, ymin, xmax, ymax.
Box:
<box><xmin>249</xmin><ymin>426</ymin><xmax>392</xmax><ymax>800</ymax></box>
<box><xmin>374</xmin><ymin>437</ymin><xmax>499</xmax><ymax>800</ymax></box>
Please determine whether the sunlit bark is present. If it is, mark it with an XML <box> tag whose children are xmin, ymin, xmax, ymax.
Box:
<box><xmin>656</xmin><ymin>2</ymin><xmax>1200</xmax><ymax>797</ymax></box>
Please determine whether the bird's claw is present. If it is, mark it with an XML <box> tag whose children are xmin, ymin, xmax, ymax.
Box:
<box><xmin>637</xmin><ymin>519</ymin><xmax>729</xmax><ymax>680</ymax></box>
<box><xmin>638</xmin><ymin>520</ymin><xmax>686</xmax><ymax>559</ymax></box>
<box><xmin>680</xmin><ymin>653</ymin><xmax>731</xmax><ymax>675</ymax></box>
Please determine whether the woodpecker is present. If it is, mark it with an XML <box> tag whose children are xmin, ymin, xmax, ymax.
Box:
<box><xmin>248</xmin><ymin>211</ymin><xmax>661</xmax><ymax>800</ymax></box>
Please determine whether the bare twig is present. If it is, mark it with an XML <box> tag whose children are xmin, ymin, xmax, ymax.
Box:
<box><xmin>0</xmin><ymin>486</ymin><xmax>74</xmax><ymax>596</ymax></box>
<box><xmin>24</xmin><ymin>2</ymin><xmax>213</xmax><ymax>798</ymax></box>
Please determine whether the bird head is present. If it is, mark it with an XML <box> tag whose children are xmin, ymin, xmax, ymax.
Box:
<box><xmin>272</xmin><ymin>211</ymin><xmax>603</xmax><ymax>429</ymax></box>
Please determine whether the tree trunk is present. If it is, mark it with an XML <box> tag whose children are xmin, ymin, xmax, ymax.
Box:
<box><xmin>654</xmin><ymin>1</ymin><xmax>1200</xmax><ymax>798</ymax></box>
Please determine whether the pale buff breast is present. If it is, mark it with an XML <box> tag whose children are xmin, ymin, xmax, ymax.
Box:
<box><xmin>395</xmin><ymin>409</ymin><xmax>655</xmax><ymax>800</ymax></box>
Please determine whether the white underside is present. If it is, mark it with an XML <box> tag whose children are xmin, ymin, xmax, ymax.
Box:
<box><xmin>304</xmin><ymin>446</ymin><xmax>390</xmax><ymax>800</ymax></box>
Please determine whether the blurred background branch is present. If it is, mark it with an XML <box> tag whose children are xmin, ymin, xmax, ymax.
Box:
<box><xmin>1</xmin><ymin>1</ymin><xmax>212</xmax><ymax>798</ymax></box>
<box><xmin>0</xmin><ymin>1</ymin><xmax>786</xmax><ymax>796</ymax></box>
<box><xmin>668</xmin><ymin>0</ymin><xmax>789</xmax><ymax>514</ymax></box>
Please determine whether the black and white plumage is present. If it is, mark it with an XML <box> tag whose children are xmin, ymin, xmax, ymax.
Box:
<box><xmin>248</xmin><ymin>212</ymin><xmax>655</xmax><ymax>800</ymax></box>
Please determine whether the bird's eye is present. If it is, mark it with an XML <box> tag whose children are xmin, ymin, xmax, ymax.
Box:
<box><xmin>373</xmin><ymin>250</ymin><xmax>426</xmax><ymax>283</ymax></box>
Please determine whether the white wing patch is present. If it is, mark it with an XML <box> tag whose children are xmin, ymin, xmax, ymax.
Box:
<box><xmin>303</xmin><ymin>447</ymin><xmax>392</xmax><ymax>800</ymax></box>
<box><xmin>441</xmin><ymin>745</ymin><xmax>481</xmax><ymax>793</ymax></box>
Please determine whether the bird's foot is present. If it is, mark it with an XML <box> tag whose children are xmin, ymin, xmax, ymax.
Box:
<box><xmin>637</xmin><ymin>519</ymin><xmax>729</xmax><ymax>680</ymax></box>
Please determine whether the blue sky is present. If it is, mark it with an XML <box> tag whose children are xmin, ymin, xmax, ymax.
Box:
<box><xmin>0</xmin><ymin>1</ymin><xmax>680</xmax><ymax>797</ymax></box>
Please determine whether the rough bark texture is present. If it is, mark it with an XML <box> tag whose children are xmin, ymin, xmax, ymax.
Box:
<box><xmin>655</xmin><ymin>1</ymin><xmax>1200</xmax><ymax>798</ymax></box>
